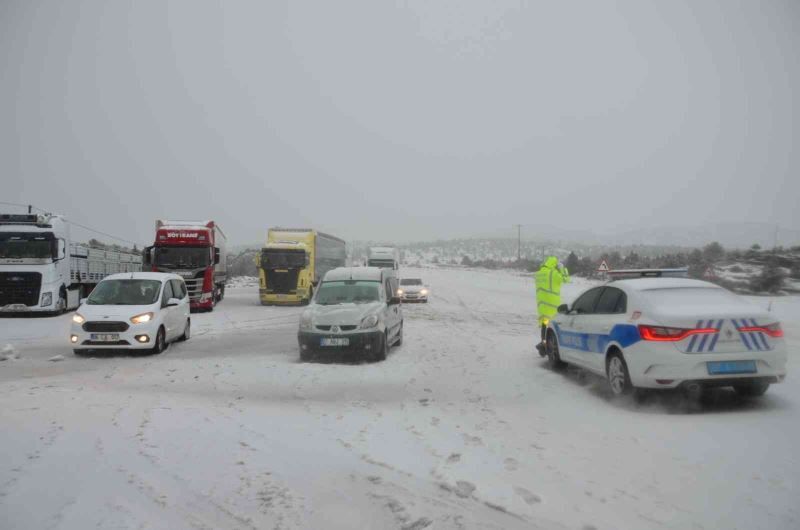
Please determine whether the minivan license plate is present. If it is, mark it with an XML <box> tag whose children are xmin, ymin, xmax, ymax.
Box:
<box><xmin>321</xmin><ymin>338</ymin><xmax>349</xmax><ymax>347</ymax></box>
<box><xmin>91</xmin><ymin>334</ymin><xmax>119</xmax><ymax>342</ymax></box>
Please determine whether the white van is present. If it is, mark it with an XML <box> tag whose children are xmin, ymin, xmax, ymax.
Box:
<box><xmin>298</xmin><ymin>267</ymin><xmax>403</xmax><ymax>362</ymax></box>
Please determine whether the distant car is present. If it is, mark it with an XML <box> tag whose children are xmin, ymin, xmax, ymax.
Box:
<box><xmin>70</xmin><ymin>272</ymin><xmax>191</xmax><ymax>355</ymax></box>
<box><xmin>545</xmin><ymin>278</ymin><xmax>788</xmax><ymax>398</ymax></box>
<box><xmin>398</xmin><ymin>278</ymin><xmax>429</xmax><ymax>303</ymax></box>
<box><xmin>298</xmin><ymin>267</ymin><xmax>403</xmax><ymax>362</ymax></box>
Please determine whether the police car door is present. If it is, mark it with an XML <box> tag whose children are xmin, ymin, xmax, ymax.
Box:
<box><xmin>580</xmin><ymin>287</ymin><xmax>626</xmax><ymax>374</ymax></box>
<box><xmin>559</xmin><ymin>287</ymin><xmax>604</xmax><ymax>367</ymax></box>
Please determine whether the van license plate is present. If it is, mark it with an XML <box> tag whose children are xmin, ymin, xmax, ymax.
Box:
<box><xmin>91</xmin><ymin>334</ymin><xmax>119</xmax><ymax>342</ymax></box>
<box><xmin>707</xmin><ymin>360</ymin><xmax>757</xmax><ymax>375</ymax></box>
<box><xmin>321</xmin><ymin>338</ymin><xmax>349</xmax><ymax>347</ymax></box>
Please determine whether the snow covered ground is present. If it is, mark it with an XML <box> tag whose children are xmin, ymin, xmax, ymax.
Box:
<box><xmin>0</xmin><ymin>268</ymin><xmax>798</xmax><ymax>530</ymax></box>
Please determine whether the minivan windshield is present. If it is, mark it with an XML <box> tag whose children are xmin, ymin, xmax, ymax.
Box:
<box><xmin>87</xmin><ymin>280</ymin><xmax>162</xmax><ymax>305</ymax></box>
<box><xmin>400</xmin><ymin>278</ymin><xmax>422</xmax><ymax>286</ymax></box>
<box><xmin>315</xmin><ymin>280</ymin><xmax>381</xmax><ymax>305</ymax></box>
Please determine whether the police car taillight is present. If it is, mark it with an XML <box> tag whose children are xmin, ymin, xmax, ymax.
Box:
<box><xmin>638</xmin><ymin>325</ymin><xmax>717</xmax><ymax>342</ymax></box>
<box><xmin>737</xmin><ymin>322</ymin><xmax>783</xmax><ymax>338</ymax></box>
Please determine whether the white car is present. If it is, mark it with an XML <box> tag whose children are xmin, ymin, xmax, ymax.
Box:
<box><xmin>70</xmin><ymin>272</ymin><xmax>191</xmax><ymax>355</ymax></box>
<box><xmin>545</xmin><ymin>277</ymin><xmax>788</xmax><ymax>398</ymax></box>
<box><xmin>298</xmin><ymin>267</ymin><xmax>403</xmax><ymax>362</ymax></box>
<box><xmin>398</xmin><ymin>278</ymin><xmax>429</xmax><ymax>303</ymax></box>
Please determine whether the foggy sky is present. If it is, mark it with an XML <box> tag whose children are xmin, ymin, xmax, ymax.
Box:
<box><xmin>2</xmin><ymin>0</ymin><xmax>798</xmax><ymax>247</ymax></box>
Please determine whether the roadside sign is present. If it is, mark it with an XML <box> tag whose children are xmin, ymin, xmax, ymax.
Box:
<box><xmin>703</xmin><ymin>266</ymin><xmax>716</xmax><ymax>279</ymax></box>
<box><xmin>597</xmin><ymin>260</ymin><xmax>610</xmax><ymax>272</ymax></box>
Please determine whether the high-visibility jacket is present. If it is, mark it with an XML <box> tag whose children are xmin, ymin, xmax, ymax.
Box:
<box><xmin>535</xmin><ymin>256</ymin><xmax>569</xmax><ymax>325</ymax></box>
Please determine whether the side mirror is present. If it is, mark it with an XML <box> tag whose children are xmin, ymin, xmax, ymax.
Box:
<box><xmin>53</xmin><ymin>239</ymin><xmax>66</xmax><ymax>261</ymax></box>
<box><xmin>80</xmin><ymin>298</ymin><xmax>87</xmax><ymax>305</ymax></box>
<box><xmin>389</xmin><ymin>296</ymin><xmax>401</xmax><ymax>305</ymax></box>
<box><xmin>214</xmin><ymin>248</ymin><xmax>220</xmax><ymax>265</ymax></box>
<box><xmin>557</xmin><ymin>304</ymin><xmax>569</xmax><ymax>314</ymax></box>
<box><xmin>166</xmin><ymin>297</ymin><xmax>181</xmax><ymax>307</ymax></box>
<box><xmin>143</xmin><ymin>246</ymin><xmax>154</xmax><ymax>266</ymax></box>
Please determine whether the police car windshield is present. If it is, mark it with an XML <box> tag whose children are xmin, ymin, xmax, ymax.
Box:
<box><xmin>87</xmin><ymin>280</ymin><xmax>162</xmax><ymax>305</ymax></box>
<box><xmin>315</xmin><ymin>281</ymin><xmax>381</xmax><ymax>305</ymax></box>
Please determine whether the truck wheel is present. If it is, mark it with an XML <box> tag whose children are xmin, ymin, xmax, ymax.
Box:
<box><xmin>55</xmin><ymin>286</ymin><xmax>67</xmax><ymax>315</ymax></box>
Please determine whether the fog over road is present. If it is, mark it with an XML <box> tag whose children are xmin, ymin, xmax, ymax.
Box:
<box><xmin>1</xmin><ymin>268</ymin><xmax>798</xmax><ymax>529</ymax></box>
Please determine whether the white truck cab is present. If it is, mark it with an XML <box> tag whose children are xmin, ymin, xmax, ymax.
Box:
<box><xmin>0</xmin><ymin>213</ymin><xmax>141</xmax><ymax>314</ymax></box>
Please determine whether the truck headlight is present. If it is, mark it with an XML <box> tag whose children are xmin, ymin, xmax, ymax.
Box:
<box><xmin>40</xmin><ymin>292</ymin><xmax>52</xmax><ymax>307</ymax></box>
<box><xmin>130</xmin><ymin>312</ymin><xmax>154</xmax><ymax>324</ymax></box>
<box><xmin>360</xmin><ymin>314</ymin><xmax>379</xmax><ymax>330</ymax></box>
<box><xmin>299</xmin><ymin>314</ymin><xmax>313</xmax><ymax>331</ymax></box>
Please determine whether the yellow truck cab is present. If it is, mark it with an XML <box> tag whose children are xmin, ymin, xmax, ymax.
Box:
<box><xmin>257</xmin><ymin>228</ymin><xmax>346</xmax><ymax>305</ymax></box>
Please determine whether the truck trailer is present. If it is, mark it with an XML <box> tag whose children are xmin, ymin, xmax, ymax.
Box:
<box><xmin>0</xmin><ymin>213</ymin><xmax>142</xmax><ymax>314</ymax></box>
<box><xmin>144</xmin><ymin>220</ymin><xmax>227</xmax><ymax>311</ymax></box>
<box><xmin>258</xmin><ymin>228</ymin><xmax>346</xmax><ymax>305</ymax></box>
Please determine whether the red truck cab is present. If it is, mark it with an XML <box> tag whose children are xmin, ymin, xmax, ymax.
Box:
<box><xmin>144</xmin><ymin>220</ymin><xmax>227</xmax><ymax>311</ymax></box>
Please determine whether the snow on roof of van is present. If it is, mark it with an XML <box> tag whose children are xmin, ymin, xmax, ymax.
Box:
<box><xmin>104</xmin><ymin>272</ymin><xmax>177</xmax><ymax>281</ymax></box>
<box><xmin>323</xmin><ymin>267</ymin><xmax>382</xmax><ymax>282</ymax></box>
<box><xmin>610</xmin><ymin>277</ymin><xmax>721</xmax><ymax>291</ymax></box>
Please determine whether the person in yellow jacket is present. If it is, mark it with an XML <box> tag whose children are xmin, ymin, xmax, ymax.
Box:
<box><xmin>535</xmin><ymin>256</ymin><xmax>570</xmax><ymax>356</ymax></box>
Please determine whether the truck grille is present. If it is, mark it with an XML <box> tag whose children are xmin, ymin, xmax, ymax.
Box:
<box><xmin>184</xmin><ymin>277</ymin><xmax>204</xmax><ymax>301</ymax></box>
<box><xmin>264</xmin><ymin>269</ymin><xmax>299</xmax><ymax>294</ymax></box>
<box><xmin>0</xmin><ymin>272</ymin><xmax>41</xmax><ymax>307</ymax></box>
<box><xmin>83</xmin><ymin>321</ymin><xmax>129</xmax><ymax>332</ymax></box>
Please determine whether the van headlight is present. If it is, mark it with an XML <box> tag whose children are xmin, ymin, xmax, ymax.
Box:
<box><xmin>420</xmin><ymin>289</ymin><xmax>428</xmax><ymax>295</ymax></box>
<box><xmin>72</xmin><ymin>313</ymin><xmax>85</xmax><ymax>324</ymax></box>
<box><xmin>41</xmin><ymin>292</ymin><xmax>52</xmax><ymax>307</ymax></box>
<box><xmin>360</xmin><ymin>314</ymin><xmax>379</xmax><ymax>330</ymax></box>
<box><xmin>299</xmin><ymin>314</ymin><xmax>313</xmax><ymax>331</ymax></box>
<box><xmin>130</xmin><ymin>312</ymin><xmax>154</xmax><ymax>324</ymax></box>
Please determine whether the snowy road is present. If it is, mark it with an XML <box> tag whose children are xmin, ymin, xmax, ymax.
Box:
<box><xmin>1</xmin><ymin>268</ymin><xmax>798</xmax><ymax>530</ymax></box>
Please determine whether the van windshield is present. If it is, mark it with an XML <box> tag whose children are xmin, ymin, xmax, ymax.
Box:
<box><xmin>87</xmin><ymin>280</ymin><xmax>162</xmax><ymax>305</ymax></box>
<box><xmin>315</xmin><ymin>281</ymin><xmax>381</xmax><ymax>305</ymax></box>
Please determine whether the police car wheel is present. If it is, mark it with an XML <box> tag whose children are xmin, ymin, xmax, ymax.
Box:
<box><xmin>606</xmin><ymin>352</ymin><xmax>633</xmax><ymax>396</ymax></box>
<box><xmin>545</xmin><ymin>331</ymin><xmax>566</xmax><ymax>370</ymax></box>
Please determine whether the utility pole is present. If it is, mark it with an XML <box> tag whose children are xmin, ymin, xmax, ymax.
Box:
<box><xmin>514</xmin><ymin>224</ymin><xmax>522</xmax><ymax>262</ymax></box>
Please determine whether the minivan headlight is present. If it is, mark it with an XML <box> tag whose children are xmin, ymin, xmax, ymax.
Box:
<box><xmin>72</xmin><ymin>313</ymin><xmax>85</xmax><ymax>324</ymax></box>
<box><xmin>299</xmin><ymin>313</ymin><xmax>313</xmax><ymax>331</ymax></box>
<box><xmin>130</xmin><ymin>312</ymin><xmax>154</xmax><ymax>324</ymax></box>
<box><xmin>360</xmin><ymin>314</ymin><xmax>379</xmax><ymax>329</ymax></box>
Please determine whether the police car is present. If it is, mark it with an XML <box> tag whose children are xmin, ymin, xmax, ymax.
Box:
<box><xmin>544</xmin><ymin>271</ymin><xmax>788</xmax><ymax>398</ymax></box>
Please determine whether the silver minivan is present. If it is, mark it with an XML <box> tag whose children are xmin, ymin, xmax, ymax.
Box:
<box><xmin>297</xmin><ymin>267</ymin><xmax>403</xmax><ymax>362</ymax></box>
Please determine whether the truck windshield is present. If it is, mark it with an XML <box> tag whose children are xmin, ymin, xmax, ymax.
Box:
<box><xmin>0</xmin><ymin>232</ymin><xmax>55</xmax><ymax>259</ymax></box>
<box><xmin>368</xmin><ymin>259</ymin><xmax>395</xmax><ymax>268</ymax></box>
<box><xmin>87</xmin><ymin>280</ymin><xmax>162</xmax><ymax>305</ymax></box>
<box><xmin>262</xmin><ymin>249</ymin><xmax>306</xmax><ymax>269</ymax></box>
<box><xmin>315</xmin><ymin>281</ymin><xmax>381</xmax><ymax>305</ymax></box>
<box><xmin>155</xmin><ymin>247</ymin><xmax>210</xmax><ymax>269</ymax></box>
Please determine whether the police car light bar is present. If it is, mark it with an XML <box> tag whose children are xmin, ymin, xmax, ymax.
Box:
<box><xmin>606</xmin><ymin>267</ymin><xmax>689</xmax><ymax>279</ymax></box>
